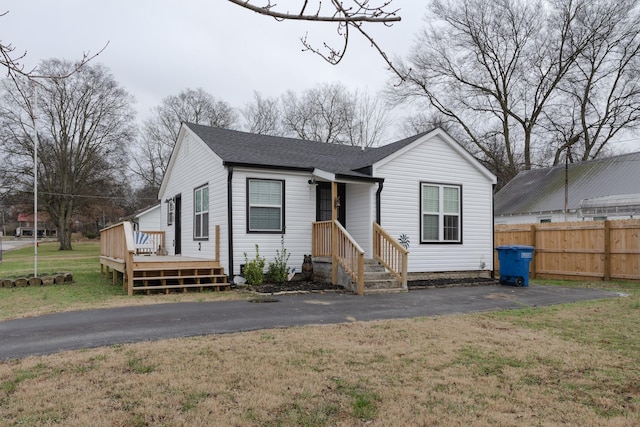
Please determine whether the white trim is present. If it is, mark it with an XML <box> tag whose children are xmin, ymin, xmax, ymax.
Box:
<box><xmin>311</xmin><ymin>168</ymin><xmax>335</xmax><ymax>182</ymax></box>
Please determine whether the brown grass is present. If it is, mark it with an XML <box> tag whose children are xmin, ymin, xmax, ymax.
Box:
<box><xmin>1</xmin><ymin>294</ymin><xmax>638</xmax><ymax>426</ymax></box>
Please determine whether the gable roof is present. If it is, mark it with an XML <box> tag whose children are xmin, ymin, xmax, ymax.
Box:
<box><xmin>495</xmin><ymin>151</ymin><xmax>640</xmax><ymax>215</ymax></box>
<box><xmin>185</xmin><ymin>123</ymin><xmax>428</xmax><ymax>181</ymax></box>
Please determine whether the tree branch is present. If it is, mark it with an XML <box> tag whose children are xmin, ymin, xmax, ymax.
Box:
<box><xmin>227</xmin><ymin>0</ymin><xmax>401</xmax><ymax>23</ymax></box>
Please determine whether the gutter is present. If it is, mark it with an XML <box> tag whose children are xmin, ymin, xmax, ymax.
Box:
<box><xmin>491</xmin><ymin>183</ymin><xmax>495</xmax><ymax>279</ymax></box>
<box><xmin>227</xmin><ymin>166</ymin><xmax>234</xmax><ymax>280</ymax></box>
<box><xmin>376</xmin><ymin>180</ymin><xmax>384</xmax><ymax>224</ymax></box>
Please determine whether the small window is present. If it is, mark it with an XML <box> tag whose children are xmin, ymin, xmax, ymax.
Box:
<box><xmin>194</xmin><ymin>185</ymin><xmax>209</xmax><ymax>240</ymax></box>
<box><xmin>539</xmin><ymin>218</ymin><xmax>551</xmax><ymax>223</ymax></box>
<box><xmin>247</xmin><ymin>179</ymin><xmax>284</xmax><ymax>233</ymax></box>
<box><xmin>420</xmin><ymin>183</ymin><xmax>461</xmax><ymax>243</ymax></box>
<box><xmin>167</xmin><ymin>200</ymin><xmax>174</xmax><ymax>226</ymax></box>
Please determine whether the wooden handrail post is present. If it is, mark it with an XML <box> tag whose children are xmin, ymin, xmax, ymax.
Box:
<box><xmin>357</xmin><ymin>253</ymin><xmax>364</xmax><ymax>296</ymax></box>
<box><xmin>331</xmin><ymin>182</ymin><xmax>338</xmax><ymax>285</ymax></box>
<box><xmin>401</xmin><ymin>251</ymin><xmax>408</xmax><ymax>289</ymax></box>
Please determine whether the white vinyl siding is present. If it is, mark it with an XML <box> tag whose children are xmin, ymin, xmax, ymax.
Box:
<box><xmin>232</xmin><ymin>169</ymin><xmax>315</xmax><ymax>276</ymax></box>
<box><xmin>158</xmin><ymin>128</ymin><xmax>228</xmax><ymax>271</ymax></box>
<box><xmin>421</xmin><ymin>183</ymin><xmax>461</xmax><ymax>243</ymax></box>
<box><xmin>247</xmin><ymin>179</ymin><xmax>284</xmax><ymax>232</ymax></box>
<box><xmin>194</xmin><ymin>185</ymin><xmax>209</xmax><ymax>239</ymax></box>
<box><xmin>374</xmin><ymin>130</ymin><xmax>496</xmax><ymax>273</ymax></box>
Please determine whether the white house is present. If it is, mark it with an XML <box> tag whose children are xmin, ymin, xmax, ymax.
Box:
<box><xmin>158</xmin><ymin>123</ymin><xmax>497</xmax><ymax>282</ymax></box>
<box><xmin>133</xmin><ymin>204</ymin><xmax>161</xmax><ymax>231</ymax></box>
<box><xmin>495</xmin><ymin>151</ymin><xmax>640</xmax><ymax>225</ymax></box>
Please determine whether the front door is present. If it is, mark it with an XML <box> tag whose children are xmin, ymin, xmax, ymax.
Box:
<box><xmin>174</xmin><ymin>194</ymin><xmax>182</xmax><ymax>255</ymax></box>
<box><xmin>316</xmin><ymin>182</ymin><xmax>346</xmax><ymax>227</ymax></box>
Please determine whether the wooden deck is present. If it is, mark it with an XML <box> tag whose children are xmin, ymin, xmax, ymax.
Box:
<box><xmin>100</xmin><ymin>222</ymin><xmax>229</xmax><ymax>295</ymax></box>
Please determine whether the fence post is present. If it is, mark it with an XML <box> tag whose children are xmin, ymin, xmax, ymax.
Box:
<box><xmin>604</xmin><ymin>220</ymin><xmax>611</xmax><ymax>281</ymax></box>
<box><xmin>530</xmin><ymin>224</ymin><xmax>537</xmax><ymax>279</ymax></box>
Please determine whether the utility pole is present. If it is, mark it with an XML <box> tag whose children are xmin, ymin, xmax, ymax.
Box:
<box><xmin>30</xmin><ymin>81</ymin><xmax>39</xmax><ymax>277</ymax></box>
<box><xmin>564</xmin><ymin>144</ymin><xmax>570</xmax><ymax>222</ymax></box>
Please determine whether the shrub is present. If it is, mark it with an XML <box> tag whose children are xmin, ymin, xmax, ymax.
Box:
<box><xmin>243</xmin><ymin>244</ymin><xmax>266</xmax><ymax>286</ymax></box>
<box><xmin>267</xmin><ymin>235</ymin><xmax>291</xmax><ymax>285</ymax></box>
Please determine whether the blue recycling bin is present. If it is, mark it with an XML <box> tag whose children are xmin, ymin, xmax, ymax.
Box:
<box><xmin>496</xmin><ymin>245</ymin><xmax>535</xmax><ymax>287</ymax></box>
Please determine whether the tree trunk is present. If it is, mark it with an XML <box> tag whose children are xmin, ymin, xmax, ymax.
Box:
<box><xmin>52</xmin><ymin>209</ymin><xmax>73</xmax><ymax>251</ymax></box>
<box><xmin>56</xmin><ymin>214</ymin><xmax>73</xmax><ymax>251</ymax></box>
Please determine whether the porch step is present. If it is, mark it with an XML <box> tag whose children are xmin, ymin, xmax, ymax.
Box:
<box><xmin>363</xmin><ymin>259</ymin><xmax>404</xmax><ymax>292</ymax></box>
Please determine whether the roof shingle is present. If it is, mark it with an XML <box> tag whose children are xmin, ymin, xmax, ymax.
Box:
<box><xmin>185</xmin><ymin>123</ymin><xmax>429</xmax><ymax>179</ymax></box>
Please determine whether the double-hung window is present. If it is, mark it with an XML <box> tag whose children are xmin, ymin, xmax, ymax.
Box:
<box><xmin>247</xmin><ymin>179</ymin><xmax>284</xmax><ymax>233</ymax></box>
<box><xmin>194</xmin><ymin>185</ymin><xmax>209</xmax><ymax>240</ymax></box>
<box><xmin>421</xmin><ymin>183</ymin><xmax>461</xmax><ymax>243</ymax></box>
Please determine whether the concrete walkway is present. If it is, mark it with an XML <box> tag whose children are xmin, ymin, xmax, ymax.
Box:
<box><xmin>0</xmin><ymin>284</ymin><xmax>623</xmax><ymax>361</ymax></box>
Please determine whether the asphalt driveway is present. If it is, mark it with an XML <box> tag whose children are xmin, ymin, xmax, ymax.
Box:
<box><xmin>0</xmin><ymin>284</ymin><xmax>622</xmax><ymax>361</ymax></box>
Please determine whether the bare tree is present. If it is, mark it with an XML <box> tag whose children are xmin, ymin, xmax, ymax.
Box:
<box><xmin>132</xmin><ymin>88</ymin><xmax>237</xmax><ymax>190</ymax></box>
<box><xmin>282</xmin><ymin>82</ymin><xmax>389</xmax><ymax>147</ymax></box>
<box><xmin>227</xmin><ymin>0</ymin><xmax>402</xmax><ymax>74</ymax></box>
<box><xmin>344</xmin><ymin>89</ymin><xmax>389</xmax><ymax>147</ymax></box>
<box><xmin>397</xmin><ymin>111</ymin><xmax>456</xmax><ymax>138</ymax></box>
<box><xmin>390</xmin><ymin>0</ymin><xmax>629</xmax><ymax>187</ymax></box>
<box><xmin>242</xmin><ymin>91</ymin><xmax>284</xmax><ymax>135</ymax></box>
<box><xmin>282</xmin><ymin>82</ymin><xmax>352</xmax><ymax>144</ymax></box>
<box><xmin>544</xmin><ymin>0</ymin><xmax>640</xmax><ymax>165</ymax></box>
<box><xmin>0</xmin><ymin>59</ymin><xmax>135</xmax><ymax>250</ymax></box>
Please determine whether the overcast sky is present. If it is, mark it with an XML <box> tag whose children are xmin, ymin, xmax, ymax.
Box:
<box><xmin>3</xmin><ymin>1</ymin><xmax>425</xmax><ymax>124</ymax></box>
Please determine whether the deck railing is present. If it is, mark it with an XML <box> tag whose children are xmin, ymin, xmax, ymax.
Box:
<box><xmin>312</xmin><ymin>220</ymin><xmax>365</xmax><ymax>295</ymax></box>
<box><xmin>373</xmin><ymin>222</ymin><xmax>409</xmax><ymax>289</ymax></box>
<box><xmin>136</xmin><ymin>230</ymin><xmax>166</xmax><ymax>255</ymax></box>
<box><xmin>100</xmin><ymin>221</ymin><xmax>135</xmax><ymax>260</ymax></box>
<box><xmin>312</xmin><ymin>220</ymin><xmax>333</xmax><ymax>257</ymax></box>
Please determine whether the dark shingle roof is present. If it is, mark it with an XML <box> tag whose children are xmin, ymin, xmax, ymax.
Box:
<box><xmin>185</xmin><ymin>123</ymin><xmax>429</xmax><ymax>180</ymax></box>
<box><xmin>494</xmin><ymin>151</ymin><xmax>640</xmax><ymax>215</ymax></box>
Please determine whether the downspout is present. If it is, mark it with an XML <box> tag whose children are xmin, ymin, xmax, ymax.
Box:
<box><xmin>375</xmin><ymin>180</ymin><xmax>383</xmax><ymax>224</ymax></box>
<box><xmin>227</xmin><ymin>166</ymin><xmax>234</xmax><ymax>280</ymax></box>
<box><xmin>491</xmin><ymin>183</ymin><xmax>495</xmax><ymax>279</ymax></box>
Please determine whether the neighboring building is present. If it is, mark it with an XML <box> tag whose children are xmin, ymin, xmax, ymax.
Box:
<box><xmin>495</xmin><ymin>151</ymin><xmax>640</xmax><ymax>224</ymax></box>
<box><xmin>133</xmin><ymin>204</ymin><xmax>161</xmax><ymax>231</ymax></box>
<box><xmin>15</xmin><ymin>213</ymin><xmax>57</xmax><ymax>237</ymax></box>
<box><xmin>158</xmin><ymin>123</ymin><xmax>497</xmax><ymax>279</ymax></box>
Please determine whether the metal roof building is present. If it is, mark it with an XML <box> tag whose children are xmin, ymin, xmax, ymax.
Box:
<box><xmin>495</xmin><ymin>151</ymin><xmax>640</xmax><ymax>224</ymax></box>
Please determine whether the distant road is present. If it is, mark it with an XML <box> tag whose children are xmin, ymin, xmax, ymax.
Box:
<box><xmin>1</xmin><ymin>239</ymin><xmax>34</xmax><ymax>252</ymax></box>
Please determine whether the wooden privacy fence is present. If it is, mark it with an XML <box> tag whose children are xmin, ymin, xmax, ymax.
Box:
<box><xmin>494</xmin><ymin>219</ymin><xmax>640</xmax><ymax>282</ymax></box>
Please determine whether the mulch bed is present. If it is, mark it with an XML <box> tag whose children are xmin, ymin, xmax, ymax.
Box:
<box><xmin>408</xmin><ymin>277</ymin><xmax>497</xmax><ymax>289</ymax></box>
<box><xmin>247</xmin><ymin>281</ymin><xmax>345</xmax><ymax>294</ymax></box>
<box><xmin>246</xmin><ymin>277</ymin><xmax>497</xmax><ymax>294</ymax></box>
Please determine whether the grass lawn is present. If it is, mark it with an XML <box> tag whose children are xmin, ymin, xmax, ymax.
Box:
<box><xmin>0</xmin><ymin>241</ymin><xmax>242</xmax><ymax>320</ymax></box>
<box><xmin>0</xmin><ymin>241</ymin><xmax>638</xmax><ymax>425</ymax></box>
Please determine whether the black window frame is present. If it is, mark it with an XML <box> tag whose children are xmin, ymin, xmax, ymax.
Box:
<box><xmin>193</xmin><ymin>184</ymin><xmax>209</xmax><ymax>241</ymax></box>
<box><xmin>246</xmin><ymin>178</ymin><xmax>285</xmax><ymax>234</ymax></box>
<box><xmin>419</xmin><ymin>182</ymin><xmax>462</xmax><ymax>244</ymax></box>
